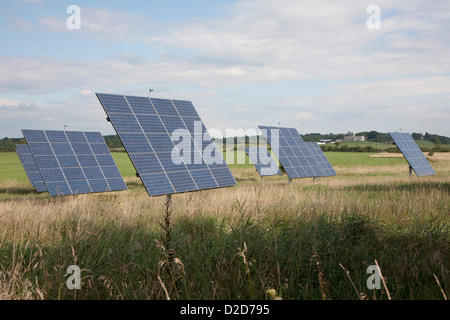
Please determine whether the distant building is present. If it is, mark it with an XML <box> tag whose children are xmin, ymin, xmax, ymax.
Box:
<box><xmin>343</xmin><ymin>131</ymin><xmax>365</xmax><ymax>142</ymax></box>
<box><xmin>318</xmin><ymin>139</ymin><xmax>333</xmax><ymax>145</ymax></box>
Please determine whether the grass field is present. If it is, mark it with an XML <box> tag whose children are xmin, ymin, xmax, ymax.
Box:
<box><xmin>0</xmin><ymin>151</ymin><xmax>448</xmax><ymax>300</ymax></box>
<box><xmin>322</xmin><ymin>139</ymin><xmax>450</xmax><ymax>152</ymax></box>
<box><xmin>336</xmin><ymin>139</ymin><xmax>441</xmax><ymax>150</ymax></box>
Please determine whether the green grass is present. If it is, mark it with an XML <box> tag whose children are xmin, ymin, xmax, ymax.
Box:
<box><xmin>330</xmin><ymin>140</ymin><xmax>450</xmax><ymax>151</ymax></box>
<box><xmin>0</xmin><ymin>152</ymin><xmax>137</xmax><ymax>182</ymax></box>
<box><xmin>0</xmin><ymin>151</ymin><xmax>448</xmax><ymax>300</ymax></box>
<box><xmin>325</xmin><ymin>152</ymin><xmax>407</xmax><ymax>167</ymax></box>
<box><xmin>0</xmin><ymin>152</ymin><xmax>29</xmax><ymax>182</ymax></box>
<box><xmin>111</xmin><ymin>152</ymin><xmax>136</xmax><ymax>177</ymax></box>
<box><xmin>0</xmin><ymin>180</ymin><xmax>448</xmax><ymax>300</ymax></box>
<box><xmin>337</xmin><ymin>141</ymin><xmax>395</xmax><ymax>150</ymax></box>
<box><xmin>224</xmin><ymin>150</ymin><xmax>409</xmax><ymax>169</ymax></box>
<box><xmin>0</xmin><ymin>150</ymin><xmax>435</xmax><ymax>182</ymax></box>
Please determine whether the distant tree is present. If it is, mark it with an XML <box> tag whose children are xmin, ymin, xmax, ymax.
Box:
<box><xmin>433</xmin><ymin>138</ymin><xmax>442</xmax><ymax>151</ymax></box>
<box><xmin>340</xmin><ymin>144</ymin><xmax>349</xmax><ymax>152</ymax></box>
<box><xmin>0</xmin><ymin>137</ymin><xmax>27</xmax><ymax>152</ymax></box>
<box><xmin>358</xmin><ymin>131</ymin><xmax>391</xmax><ymax>142</ymax></box>
<box><xmin>424</xmin><ymin>133</ymin><xmax>450</xmax><ymax>145</ymax></box>
<box><xmin>411</xmin><ymin>132</ymin><xmax>424</xmax><ymax>140</ymax></box>
<box><xmin>365</xmin><ymin>131</ymin><xmax>379</xmax><ymax>141</ymax></box>
<box><xmin>103</xmin><ymin>135</ymin><xmax>123</xmax><ymax>149</ymax></box>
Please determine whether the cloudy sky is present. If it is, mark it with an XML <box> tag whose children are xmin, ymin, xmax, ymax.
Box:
<box><xmin>1</xmin><ymin>0</ymin><xmax>449</xmax><ymax>138</ymax></box>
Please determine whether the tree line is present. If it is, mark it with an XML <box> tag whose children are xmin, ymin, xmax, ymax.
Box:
<box><xmin>1</xmin><ymin>131</ymin><xmax>449</xmax><ymax>152</ymax></box>
<box><xmin>302</xmin><ymin>131</ymin><xmax>450</xmax><ymax>144</ymax></box>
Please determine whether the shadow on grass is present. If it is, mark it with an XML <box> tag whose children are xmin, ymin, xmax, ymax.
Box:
<box><xmin>235</xmin><ymin>178</ymin><xmax>259</xmax><ymax>182</ymax></box>
<box><xmin>0</xmin><ymin>186</ymin><xmax>41</xmax><ymax>196</ymax></box>
<box><xmin>123</xmin><ymin>181</ymin><xmax>145</xmax><ymax>189</ymax></box>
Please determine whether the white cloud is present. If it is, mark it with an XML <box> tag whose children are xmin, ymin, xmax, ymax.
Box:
<box><xmin>144</xmin><ymin>0</ymin><xmax>450</xmax><ymax>81</ymax></box>
<box><xmin>332</xmin><ymin>76</ymin><xmax>450</xmax><ymax>99</ymax></box>
<box><xmin>294</xmin><ymin>111</ymin><xmax>317</xmax><ymax>121</ymax></box>
<box><xmin>37</xmin><ymin>7</ymin><xmax>155</xmax><ymax>41</ymax></box>
<box><xmin>79</xmin><ymin>90</ymin><xmax>93</xmax><ymax>96</ymax></box>
<box><xmin>0</xmin><ymin>98</ymin><xmax>21</xmax><ymax>106</ymax></box>
<box><xmin>1</xmin><ymin>0</ymin><xmax>450</xmax><ymax>137</ymax></box>
<box><xmin>15</xmin><ymin>1</ymin><xmax>448</xmax><ymax>89</ymax></box>
<box><xmin>0</xmin><ymin>98</ymin><xmax>40</xmax><ymax>110</ymax></box>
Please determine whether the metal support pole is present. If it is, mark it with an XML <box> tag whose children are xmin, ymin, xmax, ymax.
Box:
<box><xmin>313</xmin><ymin>177</ymin><xmax>316</xmax><ymax>183</ymax></box>
<box><xmin>409</xmin><ymin>166</ymin><xmax>413</xmax><ymax>178</ymax></box>
<box><xmin>162</xmin><ymin>193</ymin><xmax>173</xmax><ymax>260</ymax></box>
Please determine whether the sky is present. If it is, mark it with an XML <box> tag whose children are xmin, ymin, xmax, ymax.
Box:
<box><xmin>0</xmin><ymin>0</ymin><xmax>449</xmax><ymax>138</ymax></box>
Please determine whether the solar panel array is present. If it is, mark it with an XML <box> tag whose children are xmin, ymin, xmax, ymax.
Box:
<box><xmin>96</xmin><ymin>93</ymin><xmax>236</xmax><ymax>196</ymax></box>
<box><xmin>16</xmin><ymin>146</ymin><xmax>34</xmax><ymax>188</ymax></box>
<box><xmin>245</xmin><ymin>146</ymin><xmax>282</xmax><ymax>177</ymax></box>
<box><xmin>306</xmin><ymin>142</ymin><xmax>336</xmax><ymax>177</ymax></box>
<box><xmin>258</xmin><ymin>126</ymin><xmax>324</xmax><ymax>179</ymax></box>
<box><xmin>22</xmin><ymin>130</ymin><xmax>127</xmax><ymax>196</ymax></box>
<box><xmin>16</xmin><ymin>144</ymin><xmax>48</xmax><ymax>192</ymax></box>
<box><xmin>389</xmin><ymin>132</ymin><xmax>436</xmax><ymax>177</ymax></box>
<box><xmin>17</xmin><ymin>153</ymin><xmax>32</xmax><ymax>187</ymax></box>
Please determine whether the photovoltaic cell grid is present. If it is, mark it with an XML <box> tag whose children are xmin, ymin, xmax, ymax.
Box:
<box><xmin>258</xmin><ymin>126</ymin><xmax>325</xmax><ymax>179</ymax></box>
<box><xmin>389</xmin><ymin>132</ymin><xmax>436</xmax><ymax>177</ymax></box>
<box><xmin>16</xmin><ymin>149</ymin><xmax>33</xmax><ymax>187</ymax></box>
<box><xmin>306</xmin><ymin>142</ymin><xmax>336</xmax><ymax>177</ymax></box>
<box><xmin>21</xmin><ymin>130</ymin><xmax>127</xmax><ymax>196</ymax></box>
<box><xmin>96</xmin><ymin>93</ymin><xmax>236</xmax><ymax>196</ymax></box>
<box><xmin>245</xmin><ymin>146</ymin><xmax>282</xmax><ymax>177</ymax></box>
<box><xmin>16</xmin><ymin>144</ymin><xmax>48</xmax><ymax>192</ymax></box>
<box><xmin>16</xmin><ymin>146</ymin><xmax>34</xmax><ymax>188</ymax></box>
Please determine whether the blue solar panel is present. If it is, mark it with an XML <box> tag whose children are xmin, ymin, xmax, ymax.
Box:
<box><xmin>245</xmin><ymin>146</ymin><xmax>282</xmax><ymax>177</ymax></box>
<box><xmin>21</xmin><ymin>130</ymin><xmax>127</xmax><ymax>196</ymax></box>
<box><xmin>258</xmin><ymin>126</ymin><xmax>325</xmax><ymax>179</ymax></box>
<box><xmin>306</xmin><ymin>143</ymin><xmax>336</xmax><ymax>177</ymax></box>
<box><xmin>16</xmin><ymin>144</ymin><xmax>47</xmax><ymax>192</ymax></box>
<box><xmin>389</xmin><ymin>132</ymin><xmax>436</xmax><ymax>177</ymax></box>
<box><xmin>96</xmin><ymin>93</ymin><xmax>236</xmax><ymax>196</ymax></box>
<box><xmin>17</xmin><ymin>148</ymin><xmax>34</xmax><ymax>188</ymax></box>
<box><xmin>140</xmin><ymin>173</ymin><xmax>175</xmax><ymax>196</ymax></box>
<box><xmin>189</xmin><ymin>169</ymin><xmax>218</xmax><ymax>189</ymax></box>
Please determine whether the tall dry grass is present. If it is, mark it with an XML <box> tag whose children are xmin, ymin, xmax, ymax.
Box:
<box><xmin>0</xmin><ymin>159</ymin><xmax>448</xmax><ymax>300</ymax></box>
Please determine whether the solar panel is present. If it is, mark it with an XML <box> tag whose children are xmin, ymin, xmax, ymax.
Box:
<box><xmin>16</xmin><ymin>144</ymin><xmax>48</xmax><ymax>192</ymax></box>
<box><xmin>258</xmin><ymin>126</ymin><xmax>324</xmax><ymax>179</ymax></box>
<box><xmin>245</xmin><ymin>146</ymin><xmax>282</xmax><ymax>177</ymax></box>
<box><xmin>306</xmin><ymin>142</ymin><xmax>336</xmax><ymax>177</ymax></box>
<box><xmin>389</xmin><ymin>132</ymin><xmax>436</xmax><ymax>177</ymax></box>
<box><xmin>96</xmin><ymin>93</ymin><xmax>236</xmax><ymax>196</ymax></box>
<box><xmin>21</xmin><ymin>130</ymin><xmax>127</xmax><ymax>196</ymax></box>
<box><xmin>16</xmin><ymin>147</ymin><xmax>34</xmax><ymax>188</ymax></box>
